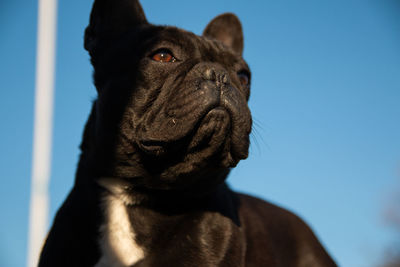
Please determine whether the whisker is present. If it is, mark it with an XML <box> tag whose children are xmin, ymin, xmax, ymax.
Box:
<box><xmin>249</xmin><ymin>117</ymin><xmax>269</xmax><ymax>155</ymax></box>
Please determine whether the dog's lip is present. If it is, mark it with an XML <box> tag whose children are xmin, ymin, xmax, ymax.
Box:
<box><xmin>138</xmin><ymin>140</ymin><xmax>167</xmax><ymax>155</ymax></box>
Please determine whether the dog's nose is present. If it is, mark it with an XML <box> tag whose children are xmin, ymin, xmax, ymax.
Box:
<box><xmin>203</xmin><ymin>67</ymin><xmax>230</xmax><ymax>86</ymax></box>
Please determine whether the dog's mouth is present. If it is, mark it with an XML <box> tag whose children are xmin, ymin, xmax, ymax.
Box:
<box><xmin>138</xmin><ymin>139</ymin><xmax>168</xmax><ymax>155</ymax></box>
<box><xmin>137</xmin><ymin>106</ymin><xmax>244</xmax><ymax>168</ymax></box>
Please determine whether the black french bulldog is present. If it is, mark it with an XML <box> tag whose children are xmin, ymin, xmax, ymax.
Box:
<box><xmin>38</xmin><ymin>0</ymin><xmax>337</xmax><ymax>266</ymax></box>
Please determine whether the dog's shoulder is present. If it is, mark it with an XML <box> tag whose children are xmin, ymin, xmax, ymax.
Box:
<box><xmin>236</xmin><ymin>193</ymin><xmax>337</xmax><ymax>267</ymax></box>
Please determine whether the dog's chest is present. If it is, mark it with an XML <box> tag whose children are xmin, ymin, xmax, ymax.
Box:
<box><xmin>95</xmin><ymin>195</ymin><xmax>145</xmax><ymax>267</ymax></box>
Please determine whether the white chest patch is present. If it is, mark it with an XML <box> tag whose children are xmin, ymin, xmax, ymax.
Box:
<box><xmin>95</xmin><ymin>195</ymin><xmax>145</xmax><ymax>267</ymax></box>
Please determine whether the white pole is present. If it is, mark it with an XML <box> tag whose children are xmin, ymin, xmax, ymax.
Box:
<box><xmin>27</xmin><ymin>0</ymin><xmax>57</xmax><ymax>266</ymax></box>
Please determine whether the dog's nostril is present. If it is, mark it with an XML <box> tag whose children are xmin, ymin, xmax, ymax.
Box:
<box><xmin>222</xmin><ymin>74</ymin><xmax>229</xmax><ymax>84</ymax></box>
<box><xmin>204</xmin><ymin>69</ymin><xmax>217</xmax><ymax>81</ymax></box>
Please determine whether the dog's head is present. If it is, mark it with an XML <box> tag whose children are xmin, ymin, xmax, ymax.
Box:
<box><xmin>82</xmin><ymin>0</ymin><xmax>252</xmax><ymax>192</ymax></box>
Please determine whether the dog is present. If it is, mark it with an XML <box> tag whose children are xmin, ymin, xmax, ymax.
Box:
<box><xmin>38</xmin><ymin>0</ymin><xmax>337</xmax><ymax>266</ymax></box>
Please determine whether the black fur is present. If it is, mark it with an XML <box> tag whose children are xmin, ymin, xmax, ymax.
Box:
<box><xmin>38</xmin><ymin>0</ymin><xmax>337</xmax><ymax>266</ymax></box>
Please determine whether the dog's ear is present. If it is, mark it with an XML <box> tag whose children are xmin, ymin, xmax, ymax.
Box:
<box><xmin>203</xmin><ymin>13</ymin><xmax>244</xmax><ymax>55</ymax></box>
<box><xmin>84</xmin><ymin>0</ymin><xmax>148</xmax><ymax>53</ymax></box>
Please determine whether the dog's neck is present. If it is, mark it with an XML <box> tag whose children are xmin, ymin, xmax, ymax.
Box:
<box><xmin>96</xmin><ymin>175</ymin><xmax>231</xmax><ymax>209</ymax></box>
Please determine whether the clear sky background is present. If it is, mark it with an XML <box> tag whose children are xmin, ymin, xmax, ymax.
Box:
<box><xmin>1</xmin><ymin>0</ymin><xmax>399</xmax><ymax>266</ymax></box>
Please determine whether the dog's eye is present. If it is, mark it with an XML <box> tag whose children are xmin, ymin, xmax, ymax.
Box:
<box><xmin>151</xmin><ymin>49</ymin><xmax>177</xmax><ymax>63</ymax></box>
<box><xmin>237</xmin><ymin>71</ymin><xmax>250</xmax><ymax>87</ymax></box>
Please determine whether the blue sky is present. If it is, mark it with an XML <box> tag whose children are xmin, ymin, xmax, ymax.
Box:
<box><xmin>1</xmin><ymin>0</ymin><xmax>399</xmax><ymax>266</ymax></box>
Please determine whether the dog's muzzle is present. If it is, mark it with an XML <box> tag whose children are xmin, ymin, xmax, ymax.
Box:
<box><xmin>136</xmin><ymin>63</ymin><xmax>251</xmax><ymax>168</ymax></box>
